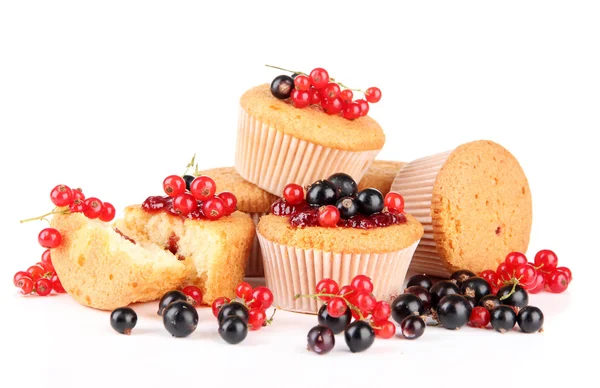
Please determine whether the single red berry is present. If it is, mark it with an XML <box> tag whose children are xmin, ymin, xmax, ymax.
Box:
<box><xmin>338</xmin><ymin>285</ymin><xmax>356</xmax><ymax>299</ymax></box>
<box><xmin>236</xmin><ymin>282</ymin><xmax>253</xmax><ymax>301</ymax></box>
<box><xmin>294</xmin><ymin>75</ymin><xmax>311</xmax><ymax>91</ymax></box>
<box><xmin>163</xmin><ymin>175</ymin><xmax>186</xmax><ymax>197</ymax></box>
<box><xmin>190</xmin><ymin>176</ymin><xmax>217</xmax><ymax>201</ymax></box>
<box><xmin>172</xmin><ymin>193</ymin><xmax>198</xmax><ymax>216</ymax></box>
<box><xmin>322</xmin><ymin>83</ymin><xmax>341</xmax><ymax>99</ymax></box>
<box><xmin>211</xmin><ymin>297</ymin><xmax>230</xmax><ymax>318</ymax></box>
<box><xmin>505</xmin><ymin>252</ymin><xmax>528</xmax><ymax>270</ymax></box>
<box><xmin>321</xmin><ymin>97</ymin><xmax>343</xmax><ymax>115</ymax></box>
<box><xmin>40</xmin><ymin>249</ymin><xmax>54</xmax><ymax>272</ymax></box>
<box><xmin>83</xmin><ymin>197</ymin><xmax>104</xmax><ymax>219</ymax></box>
<box><xmin>373</xmin><ymin>320</ymin><xmax>395</xmax><ymax>339</ymax></box>
<box><xmin>515</xmin><ymin>264</ymin><xmax>537</xmax><ymax>286</ymax></box>
<box><xmin>250</xmin><ymin>286</ymin><xmax>274</xmax><ymax>309</ymax></box>
<box><xmin>72</xmin><ymin>188</ymin><xmax>85</xmax><ymax>201</ymax></box>
<box><xmin>309</xmin><ymin>68</ymin><xmax>329</xmax><ymax>89</ymax></box>
<box><xmin>525</xmin><ymin>272</ymin><xmax>545</xmax><ymax>294</ymax></box>
<box><xmin>339</xmin><ymin>89</ymin><xmax>353</xmax><ymax>103</ymax></box>
<box><xmin>309</xmin><ymin>88</ymin><xmax>322</xmax><ymax>105</ymax></box>
<box><xmin>372</xmin><ymin>301</ymin><xmax>392</xmax><ymax>322</ymax></box>
<box><xmin>17</xmin><ymin>277</ymin><xmax>34</xmax><ymax>295</ymax></box>
<box><xmin>27</xmin><ymin>265</ymin><xmax>45</xmax><ymax>281</ymax></box>
<box><xmin>469</xmin><ymin>306</ymin><xmax>491</xmax><ymax>328</ymax></box>
<box><xmin>13</xmin><ymin>271</ymin><xmax>31</xmax><ymax>286</ymax></box>
<box><xmin>355</xmin><ymin>99</ymin><xmax>369</xmax><ymax>116</ymax></box>
<box><xmin>248</xmin><ymin>308</ymin><xmax>267</xmax><ymax>331</ymax></box>
<box><xmin>479</xmin><ymin>269</ymin><xmax>499</xmax><ymax>287</ymax></box>
<box><xmin>496</xmin><ymin>262</ymin><xmax>513</xmax><ymax>283</ymax></box>
<box><xmin>203</xmin><ymin>198</ymin><xmax>225</xmax><ymax>220</ymax></box>
<box><xmin>342</xmin><ymin>102</ymin><xmax>361</xmax><ymax>120</ymax></box>
<box><xmin>51</xmin><ymin>274</ymin><xmax>66</xmax><ymax>293</ymax></box>
<box><xmin>283</xmin><ymin>183</ymin><xmax>304</xmax><ymax>205</ymax></box>
<box><xmin>350</xmin><ymin>275</ymin><xmax>374</xmax><ymax>294</ymax></box>
<box><xmin>355</xmin><ymin>291</ymin><xmax>376</xmax><ymax>314</ymax></box>
<box><xmin>318</xmin><ymin>205</ymin><xmax>340</xmax><ymax>227</ymax></box>
<box><xmin>384</xmin><ymin>192</ymin><xmax>404</xmax><ymax>212</ymax></box>
<box><xmin>99</xmin><ymin>202</ymin><xmax>116</xmax><ymax>222</ymax></box>
<box><xmin>217</xmin><ymin>192</ymin><xmax>237</xmax><ymax>215</ymax></box>
<box><xmin>38</xmin><ymin>228</ymin><xmax>62</xmax><ymax>248</ymax></box>
<box><xmin>326</xmin><ymin>297</ymin><xmax>347</xmax><ymax>318</ymax></box>
<box><xmin>69</xmin><ymin>199</ymin><xmax>85</xmax><ymax>213</ymax></box>
<box><xmin>35</xmin><ymin>278</ymin><xmax>52</xmax><ymax>296</ymax></box>
<box><xmin>365</xmin><ymin>87</ymin><xmax>382</xmax><ymax>103</ymax></box>
<box><xmin>182</xmin><ymin>285</ymin><xmax>203</xmax><ymax>306</ymax></box>
<box><xmin>534</xmin><ymin>249</ymin><xmax>558</xmax><ymax>272</ymax></box>
<box><xmin>315</xmin><ymin>279</ymin><xmax>340</xmax><ymax>302</ymax></box>
<box><xmin>556</xmin><ymin>266</ymin><xmax>572</xmax><ymax>282</ymax></box>
<box><xmin>291</xmin><ymin>89</ymin><xmax>311</xmax><ymax>108</ymax></box>
<box><xmin>50</xmin><ymin>184</ymin><xmax>74</xmax><ymax>207</ymax></box>
<box><xmin>546</xmin><ymin>270</ymin><xmax>569</xmax><ymax>293</ymax></box>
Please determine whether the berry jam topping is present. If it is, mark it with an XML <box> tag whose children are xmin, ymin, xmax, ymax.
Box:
<box><xmin>270</xmin><ymin>198</ymin><xmax>311</xmax><ymax>216</ymax></box>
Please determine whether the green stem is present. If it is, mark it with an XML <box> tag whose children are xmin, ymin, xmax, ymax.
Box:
<box><xmin>20</xmin><ymin>209</ymin><xmax>69</xmax><ymax>224</ymax></box>
<box><xmin>336</xmin><ymin>81</ymin><xmax>364</xmax><ymax>93</ymax></box>
<box><xmin>264</xmin><ymin>64</ymin><xmax>306</xmax><ymax>75</ymax></box>
<box><xmin>499</xmin><ymin>281</ymin><xmax>518</xmax><ymax>301</ymax></box>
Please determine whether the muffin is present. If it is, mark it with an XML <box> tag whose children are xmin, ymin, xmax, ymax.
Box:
<box><xmin>256</xmin><ymin>174</ymin><xmax>424</xmax><ymax>314</ymax></box>
<box><xmin>196</xmin><ymin>167</ymin><xmax>278</xmax><ymax>277</ymax></box>
<box><xmin>358</xmin><ymin>160</ymin><xmax>406</xmax><ymax>195</ymax></box>
<box><xmin>391</xmin><ymin>140</ymin><xmax>532</xmax><ymax>278</ymax></box>
<box><xmin>235</xmin><ymin>84</ymin><xmax>385</xmax><ymax>196</ymax></box>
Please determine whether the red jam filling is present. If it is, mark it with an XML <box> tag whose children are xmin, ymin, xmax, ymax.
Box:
<box><xmin>141</xmin><ymin>195</ymin><xmax>206</xmax><ymax>220</ymax></box>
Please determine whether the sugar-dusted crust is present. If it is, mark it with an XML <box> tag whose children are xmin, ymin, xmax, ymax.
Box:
<box><xmin>431</xmin><ymin>140</ymin><xmax>533</xmax><ymax>274</ymax></box>
<box><xmin>197</xmin><ymin>167</ymin><xmax>277</xmax><ymax>213</ymax></box>
<box><xmin>257</xmin><ymin>213</ymin><xmax>423</xmax><ymax>254</ymax></box>
<box><xmin>239</xmin><ymin>84</ymin><xmax>385</xmax><ymax>151</ymax></box>
<box><xmin>358</xmin><ymin>160</ymin><xmax>406</xmax><ymax>195</ymax></box>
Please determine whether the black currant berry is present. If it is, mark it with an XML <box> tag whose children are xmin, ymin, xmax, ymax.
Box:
<box><xmin>336</xmin><ymin>197</ymin><xmax>359</xmax><ymax>219</ymax></box>
<box><xmin>327</xmin><ymin>173</ymin><xmax>358</xmax><ymax>198</ymax></box>
<box><xmin>270</xmin><ymin>75</ymin><xmax>294</xmax><ymax>99</ymax></box>
<box><xmin>464</xmin><ymin>295</ymin><xmax>476</xmax><ymax>309</ymax></box>
<box><xmin>403</xmin><ymin>285</ymin><xmax>431</xmax><ymax>311</ymax></box>
<box><xmin>400</xmin><ymin>315</ymin><xmax>426</xmax><ymax>340</ymax></box>
<box><xmin>344</xmin><ymin>320</ymin><xmax>375</xmax><ymax>353</ymax></box>
<box><xmin>157</xmin><ymin>290</ymin><xmax>188</xmax><ymax>316</ymax></box>
<box><xmin>183</xmin><ymin>175</ymin><xmax>195</xmax><ymax>191</ymax></box>
<box><xmin>391</xmin><ymin>294</ymin><xmax>425</xmax><ymax>324</ymax></box>
<box><xmin>317</xmin><ymin>304</ymin><xmax>352</xmax><ymax>334</ymax></box>
<box><xmin>490</xmin><ymin>305</ymin><xmax>517</xmax><ymax>333</ymax></box>
<box><xmin>497</xmin><ymin>284</ymin><xmax>529</xmax><ymax>309</ymax></box>
<box><xmin>110</xmin><ymin>307</ymin><xmax>137</xmax><ymax>335</ymax></box>
<box><xmin>450</xmin><ymin>269</ymin><xmax>475</xmax><ymax>287</ymax></box>
<box><xmin>479</xmin><ymin>294</ymin><xmax>501</xmax><ymax>312</ymax></box>
<box><xmin>307</xmin><ymin>325</ymin><xmax>335</xmax><ymax>355</ymax></box>
<box><xmin>517</xmin><ymin>306</ymin><xmax>544</xmax><ymax>333</ymax></box>
<box><xmin>429</xmin><ymin>280</ymin><xmax>460</xmax><ymax>308</ymax></box>
<box><xmin>406</xmin><ymin>274</ymin><xmax>434</xmax><ymax>291</ymax></box>
<box><xmin>162</xmin><ymin>301</ymin><xmax>198</xmax><ymax>338</ymax></box>
<box><xmin>436</xmin><ymin>294</ymin><xmax>472</xmax><ymax>330</ymax></box>
<box><xmin>460</xmin><ymin>277</ymin><xmax>491</xmax><ymax>304</ymax></box>
<box><xmin>219</xmin><ymin>315</ymin><xmax>248</xmax><ymax>344</ymax></box>
<box><xmin>217</xmin><ymin>302</ymin><xmax>249</xmax><ymax>324</ymax></box>
<box><xmin>356</xmin><ymin>188</ymin><xmax>384</xmax><ymax>215</ymax></box>
<box><xmin>306</xmin><ymin>180</ymin><xmax>338</xmax><ymax>206</ymax></box>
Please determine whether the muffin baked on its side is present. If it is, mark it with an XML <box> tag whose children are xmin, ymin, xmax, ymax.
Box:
<box><xmin>358</xmin><ymin>160</ymin><xmax>406</xmax><ymax>196</ymax></box>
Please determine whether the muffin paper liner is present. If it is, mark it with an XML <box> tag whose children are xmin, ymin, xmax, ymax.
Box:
<box><xmin>245</xmin><ymin>212</ymin><xmax>267</xmax><ymax>277</ymax></box>
<box><xmin>257</xmin><ymin>231</ymin><xmax>420</xmax><ymax>314</ymax></box>
<box><xmin>390</xmin><ymin>150</ymin><xmax>453</xmax><ymax>277</ymax></box>
<box><xmin>235</xmin><ymin>107</ymin><xmax>381</xmax><ymax>196</ymax></box>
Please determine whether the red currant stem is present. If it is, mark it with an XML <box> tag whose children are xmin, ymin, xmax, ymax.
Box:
<box><xmin>499</xmin><ymin>281</ymin><xmax>519</xmax><ymax>301</ymax></box>
<box><xmin>264</xmin><ymin>64</ymin><xmax>306</xmax><ymax>75</ymax></box>
<box><xmin>183</xmin><ymin>153</ymin><xmax>199</xmax><ymax>176</ymax></box>
<box><xmin>265</xmin><ymin>308</ymin><xmax>277</xmax><ymax>326</ymax></box>
<box><xmin>335</xmin><ymin>81</ymin><xmax>365</xmax><ymax>93</ymax></box>
<box><xmin>20</xmin><ymin>209</ymin><xmax>70</xmax><ymax>224</ymax></box>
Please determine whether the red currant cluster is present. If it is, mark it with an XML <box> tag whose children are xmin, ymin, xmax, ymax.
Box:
<box><xmin>13</xmin><ymin>250</ymin><xmax>66</xmax><ymax>296</ymax></box>
<box><xmin>268</xmin><ymin>64</ymin><xmax>382</xmax><ymax>120</ymax></box>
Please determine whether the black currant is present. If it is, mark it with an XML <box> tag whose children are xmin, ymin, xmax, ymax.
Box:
<box><xmin>429</xmin><ymin>280</ymin><xmax>460</xmax><ymax>309</ymax></box>
<box><xmin>436</xmin><ymin>294</ymin><xmax>472</xmax><ymax>330</ymax></box>
<box><xmin>464</xmin><ymin>295</ymin><xmax>476</xmax><ymax>309</ymax></box>
<box><xmin>400</xmin><ymin>315</ymin><xmax>426</xmax><ymax>340</ymax></box>
<box><xmin>183</xmin><ymin>175</ymin><xmax>195</xmax><ymax>192</ymax></box>
<box><xmin>162</xmin><ymin>301</ymin><xmax>198</xmax><ymax>338</ymax></box>
<box><xmin>218</xmin><ymin>302</ymin><xmax>249</xmax><ymax>324</ymax></box>
<box><xmin>517</xmin><ymin>306</ymin><xmax>544</xmax><ymax>333</ymax></box>
<box><xmin>157</xmin><ymin>290</ymin><xmax>188</xmax><ymax>316</ymax></box>
<box><xmin>306</xmin><ymin>180</ymin><xmax>338</xmax><ymax>206</ymax></box>
<box><xmin>391</xmin><ymin>293</ymin><xmax>425</xmax><ymax>324</ymax></box>
<box><xmin>356</xmin><ymin>188</ymin><xmax>384</xmax><ymax>215</ymax></box>
<box><xmin>497</xmin><ymin>284</ymin><xmax>529</xmax><ymax>309</ymax></box>
<box><xmin>270</xmin><ymin>75</ymin><xmax>295</xmax><ymax>99</ymax></box>
<box><xmin>336</xmin><ymin>197</ymin><xmax>359</xmax><ymax>219</ymax></box>
<box><xmin>406</xmin><ymin>274</ymin><xmax>434</xmax><ymax>291</ymax></box>
<box><xmin>291</xmin><ymin>73</ymin><xmax>300</xmax><ymax>79</ymax></box>
<box><xmin>479</xmin><ymin>294</ymin><xmax>501</xmax><ymax>312</ymax></box>
<box><xmin>110</xmin><ymin>307</ymin><xmax>137</xmax><ymax>335</ymax></box>
<box><xmin>344</xmin><ymin>320</ymin><xmax>375</xmax><ymax>353</ymax></box>
<box><xmin>327</xmin><ymin>173</ymin><xmax>358</xmax><ymax>198</ymax></box>
<box><xmin>460</xmin><ymin>277</ymin><xmax>491</xmax><ymax>304</ymax></box>
<box><xmin>307</xmin><ymin>325</ymin><xmax>335</xmax><ymax>355</ymax></box>
<box><xmin>490</xmin><ymin>305</ymin><xmax>517</xmax><ymax>333</ymax></box>
<box><xmin>218</xmin><ymin>315</ymin><xmax>248</xmax><ymax>344</ymax></box>
<box><xmin>450</xmin><ymin>269</ymin><xmax>475</xmax><ymax>287</ymax></box>
<box><xmin>317</xmin><ymin>304</ymin><xmax>352</xmax><ymax>334</ymax></box>
<box><xmin>403</xmin><ymin>285</ymin><xmax>431</xmax><ymax>311</ymax></box>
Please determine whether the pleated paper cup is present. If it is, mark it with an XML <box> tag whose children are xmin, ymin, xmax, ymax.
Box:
<box><xmin>245</xmin><ymin>212</ymin><xmax>267</xmax><ymax>278</ymax></box>
<box><xmin>257</xmin><ymin>231</ymin><xmax>420</xmax><ymax>314</ymax></box>
<box><xmin>235</xmin><ymin>107</ymin><xmax>381</xmax><ymax>196</ymax></box>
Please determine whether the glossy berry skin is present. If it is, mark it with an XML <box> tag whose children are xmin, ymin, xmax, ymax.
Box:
<box><xmin>13</xmin><ymin>271</ymin><xmax>31</xmax><ymax>287</ymax></box>
<box><xmin>490</xmin><ymin>305</ymin><xmax>517</xmax><ymax>333</ymax></box>
<box><xmin>496</xmin><ymin>262</ymin><xmax>513</xmax><ymax>283</ymax></box>
<box><xmin>203</xmin><ymin>198</ymin><xmax>225</xmax><ymax>220</ymax></box>
<box><xmin>38</xmin><ymin>228</ymin><xmax>62</xmax><ymax>248</ymax></box>
<box><xmin>403</xmin><ymin>286</ymin><xmax>431</xmax><ymax>311</ymax></box>
<box><xmin>183</xmin><ymin>175</ymin><xmax>195</xmax><ymax>191</ymax></box>
<box><xmin>309</xmin><ymin>89</ymin><xmax>322</xmax><ymax>105</ymax></box>
<box><xmin>336</xmin><ymin>197</ymin><xmax>359</xmax><ymax>219</ymax></box>
<box><xmin>372</xmin><ymin>301</ymin><xmax>392</xmax><ymax>322</ymax></box>
<box><xmin>321</xmin><ymin>97</ymin><xmax>343</xmax><ymax>115</ymax></box>
<box><xmin>27</xmin><ymin>265</ymin><xmax>45</xmax><ymax>281</ymax></box>
<box><xmin>219</xmin><ymin>316</ymin><xmax>248</xmax><ymax>344</ymax></box>
<box><xmin>517</xmin><ymin>306</ymin><xmax>544</xmax><ymax>333</ymax></box>
<box><xmin>317</xmin><ymin>304</ymin><xmax>352</xmax><ymax>334</ymax></box>
<box><xmin>182</xmin><ymin>286</ymin><xmax>203</xmax><ymax>306</ymax></box>
<box><xmin>355</xmin><ymin>99</ymin><xmax>369</xmax><ymax>116</ymax></box>
<box><xmin>315</xmin><ymin>279</ymin><xmax>339</xmax><ymax>302</ymax></box>
<box><xmin>407</xmin><ymin>274</ymin><xmax>434</xmax><ymax>291</ymax></box>
<box><xmin>163</xmin><ymin>301</ymin><xmax>198</xmax><ymax>338</ymax></box>
<box><xmin>322</xmin><ymin>83</ymin><xmax>341</xmax><ymax>99</ymax></box>
<box><xmin>436</xmin><ymin>295</ymin><xmax>472</xmax><ymax>330</ymax></box>
<box><xmin>217</xmin><ymin>192</ymin><xmax>237</xmax><ymax>215</ymax></box>
<box><xmin>270</xmin><ymin>75</ymin><xmax>295</xmax><ymax>99</ymax></box>
<box><xmin>294</xmin><ymin>75</ymin><xmax>311</xmax><ymax>91</ymax></box>
<box><xmin>327</xmin><ymin>297</ymin><xmax>348</xmax><ymax>318</ymax></box>
<box><xmin>556</xmin><ymin>266</ymin><xmax>572</xmax><ymax>282</ymax></box>
<box><xmin>51</xmin><ymin>274</ymin><xmax>65</xmax><ymax>293</ymax></box>
<box><xmin>515</xmin><ymin>264</ymin><xmax>537</xmax><ymax>286</ymax></box>
<box><xmin>400</xmin><ymin>315</ymin><xmax>426</xmax><ymax>339</ymax></box>
<box><xmin>339</xmin><ymin>89</ymin><xmax>353</xmax><ymax>102</ymax></box>
<box><xmin>99</xmin><ymin>202</ymin><xmax>116</xmax><ymax>222</ymax></box>
<box><xmin>250</xmin><ymin>286</ymin><xmax>274</xmax><ymax>310</ymax></box>
<box><xmin>469</xmin><ymin>306</ymin><xmax>491</xmax><ymax>328</ymax></box>
<box><xmin>327</xmin><ymin>173</ymin><xmax>358</xmax><ymax>198</ymax></box>
<box><xmin>365</xmin><ymin>87</ymin><xmax>382</xmax><ymax>103</ymax></box>
<box><xmin>190</xmin><ymin>176</ymin><xmax>216</xmax><ymax>201</ymax></box>
<box><xmin>429</xmin><ymin>280</ymin><xmax>460</xmax><ymax>308</ymax></box>
<box><xmin>17</xmin><ymin>277</ymin><xmax>34</xmax><ymax>295</ymax></box>
<box><xmin>211</xmin><ymin>297</ymin><xmax>230</xmax><ymax>318</ymax></box>
<box><xmin>355</xmin><ymin>291</ymin><xmax>376</xmax><ymax>314</ymax></box>
<box><xmin>291</xmin><ymin>89</ymin><xmax>311</xmax><ymax>108</ymax></box>
<box><xmin>384</xmin><ymin>192</ymin><xmax>404</xmax><ymax>212</ymax></box>
<box><xmin>69</xmin><ymin>199</ymin><xmax>85</xmax><ymax>213</ymax></box>
<box><xmin>218</xmin><ymin>302</ymin><xmax>249</xmax><ymax>324</ymax></box>
<box><xmin>356</xmin><ymin>188</ymin><xmax>384</xmax><ymax>215</ymax></box>
<box><xmin>163</xmin><ymin>175</ymin><xmax>186</xmax><ymax>197</ymax></box>
<box><xmin>83</xmin><ymin>197</ymin><xmax>104</xmax><ymax>219</ymax></box>
<box><xmin>525</xmin><ymin>272</ymin><xmax>546</xmax><ymax>294</ymax></box>
<box><xmin>110</xmin><ymin>307</ymin><xmax>137</xmax><ymax>335</ymax></box>
<box><xmin>318</xmin><ymin>205</ymin><xmax>340</xmax><ymax>227</ymax></box>
<box><xmin>373</xmin><ymin>320</ymin><xmax>396</xmax><ymax>339</ymax></box>
<box><xmin>546</xmin><ymin>270</ymin><xmax>569</xmax><ymax>293</ymax></box>
<box><xmin>497</xmin><ymin>284</ymin><xmax>529</xmax><ymax>308</ymax></box>
<box><xmin>35</xmin><ymin>278</ymin><xmax>52</xmax><ymax>296</ymax></box>
<box><xmin>171</xmin><ymin>193</ymin><xmax>197</xmax><ymax>216</ymax></box>
<box><xmin>307</xmin><ymin>325</ymin><xmax>335</xmax><ymax>355</ymax></box>
<box><xmin>342</xmin><ymin>102</ymin><xmax>361</xmax><ymax>120</ymax></box>
<box><xmin>534</xmin><ymin>249</ymin><xmax>558</xmax><ymax>272</ymax></box>
<box><xmin>72</xmin><ymin>188</ymin><xmax>85</xmax><ymax>201</ymax></box>
<box><xmin>309</xmin><ymin>68</ymin><xmax>329</xmax><ymax>89</ymax></box>
<box><xmin>391</xmin><ymin>294</ymin><xmax>425</xmax><ymax>324</ymax></box>
<box><xmin>344</xmin><ymin>320</ymin><xmax>375</xmax><ymax>353</ymax></box>
<box><xmin>248</xmin><ymin>308</ymin><xmax>267</xmax><ymax>330</ymax></box>
<box><xmin>450</xmin><ymin>269</ymin><xmax>475</xmax><ymax>287</ymax></box>
<box><xmin>40</xmin><ymin>249</ymin><xmax>54</xmax><ymax>272</ymax></box>
<box><xmin>350</xmin><ymin>275</ymin><xmax>374</xmax><ymax>294</ymax></box>
<box><xmin>50</xmin><ymin>184</ymin><xmax>73</xmax><ymax>207</ymax></box>
<box><xmin>306</xmin><ymin>180</ymin><xmax>338</xmax><ymax>206</ymax></box>
<box><xmin>478</xmin><ymin>294</ymin><xmax>501</xmax><ymax>312</ymax></box>
<box><xmin>460</xmin><ymin>277</ymin><xmax>492</xmax><ymax>304</ymax></box>
<box><xmin>235</xmin><ymin>282</ymin><xmax>253</xmax><ymax>301</ymax></box>
<box><xmin>479</xmin><ymin>269</ymin><xmax>499</xmax><ymax>288</ymax></box>
<box><xmin>157</xmin><ymin>290</ymin><xmax>188</xmax><ymax>316</ymax></box>
<box><xmin>283</xmin><ymin>183</ymin><xmax>304</xmax><ymax>205</ymax></box>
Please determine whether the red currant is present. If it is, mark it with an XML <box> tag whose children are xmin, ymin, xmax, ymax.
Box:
<box><xmin>13</xmin><ymin>271</ymin><xmax>31</xmax><ymax>286</ymax></box>
<box><xmin>309</xmin><ymin>68</ymin><xmax>329</xmax><ymax>89</ymax></box>
<box><xmin>50</xmin><ymin>184</ymin><xmax>73</xmax><ymax>207</ymax></box>
<box><xmin>342</xmin><ymin>102</ymin><xmax>361</xmax><ymax>120</ymax></box>
<box><xmin>250</xmin><ymin>286</ymin><xmax>274</xmax><ymax>309</ymax></box>
<box><xmin>294</xmin><ymin>75</ymin><xmax>311</xmax><ymax>91</ymax></box>
<box><xmin>355</xmin><ymin>291</ymin><xmax>376</xmax><ymax>313</ymax></box>
<box><xmin>99</xmin><ymin>202</ymin><xmax>116</xmax><ymax>222</ymax></box>
<box><xmin>182</xmin><ymin>285</ymin><xmax>203</xmax><ymax>306</ymax></box>
<box><xmin>318</xmin><ymin>205</ymin><xmax>340</xmax><ymax>227</ymax></box>
<box><xmin>38</xmin><ymin>228</ymin><xmax>62</xmax><ymax>248</ymax></box>
<box><xmin>35</xmin><ymin>278</ymin><xmax>52</xmax><ymax>296</ymax></box>
<box><xmin>217</xmin><ymin>192</ymin><xmax>237</xmax><ymax>215</ymax></box>
<box><xmin>365</xmin><ymin>87</ymin><xmax>382</xmax><ymax>103</ymax></box>
<box><xmin>525</xmin><ymin>272</ymin><xmax>545</xmax><ymax>294</ymax></box>
<box><xmin>69</xmin><ymin>199</ymin><xmax>85</xmax><ymax>213</ymax></box>
<box><xmin>190</xmin><ymin>176</ymin><xmax>217</xmax><ymax>201</ymax></box>
<box><xmin>27</xmin><ymin>265</ymin><xmax>45</xmax><ymax>281</ymax></box>
<box><xmin>546</xmin><ymin>270</ymin><xmax>569</xmax><ymax>293</ymax></box>
<box><xmin>315</xmin><ymin>279</ymin><xmax>339</xmax><ymax>302</ymax></box>
<box><xmin>173</xmin><ymin>193</ymin><xmax>198</xmax><ymax>216</ymax></box>
<box><xmin>291</xmin><ymin>89</ymin><xmax>311</xmax><ymax>108</ymax></box>
<box><xmin>479</xmin><ymin>269</ymin><xmax>499</xmax><ymax>287</ymax></box>
<box><xmin>556</xmin><ymin>266</ymin><xmax>572</xmax><ymax>282</ymax></box>
<box><xmin>72</xmin><ymin>188</ymin><xmax>85</xmax><ymax>201</ymax></box>
<box><xmin>203</xmin><ymin>198</ymin><xmax>225</xmax><ymax>220</ymax></box>
<box><xmin>355</xmin><ymin>99</ymin><xmax>369</xmax><ymax>116</ymax></box>
<box><xmin>515</xmin><ymin>264</ymin><xmax>537</xmax><ymax>286</ymax></box>
<box><xmin>496</xmin><ymin>262</ymin><xmax>512</xmax><ymax>283</ymax></box>
<box><xmin>338</xmin><ymin>285</ymin><xmax>356</xmax><ymax>298</ymax></box>
<box><xmin>384</xmin><ymin>192</ymin><xmax>404</xmax><ymax>212</ymax></box>
<box><xmin>163</xmin><ymin>175</ymin><xmax>186</xmax><ymax>197</ymax></box>
<box><xmin>41</xmin><ymin>249</ymin><xmax>54</xmax><ymax>272</ymax></box>
<box><xmin>373</xmin><ymin>320</ymin><xmax>395</xmax><ymax>339</ymax></box>
<box><xmin>321</xmin><ymin>97</ymin><xmax>343</xmax><ymax>115</ymax></box>
<box><xmin>350</xmin><ymin>275</ymin><xmax>374</xmax><ymax>294</ymax></box>
<box><xmin>339</xmin><ymin>89</ymin><xmax>353</xmax><ymax>103</ymax></box>
<box><xmin>534</xmin><ymin>249</ymin><xmax>558</xmax><ymax>272</ymax></box>
<box><xmin>83</xmin><ymin>197</ymin><xmax>104</xmax><ymax>219</ymax></box>
<box><xmin>322</xmin><ymin>83</ymin><xmax>341</xmax><ymax>99</ymax></box>
<box><xmin>248</xmin><ymin>308</ymin><xmax>267</xmax><ymax>331</ymax></box>
<box><xmin>17</xmin><ymin>277</ymin><xmax>34</xmax><ymax>295</ymax></box>
<box><xmin>283</xmin><ymin>183</ymin><xmax>304</xmax><ymax>205</ymax></box>
<box><xmin>236</xmin><ymin>282</ymin><xmax>253</xmax><ymax>301</ymax></box>
<box><xmin>505</xmin><ymin>252</ymin><xmax>528</xmax><ymax>270</ymax></box>
<box><xmin>51</xmin><ymin>274</ymin><xmax>66</xmax><ymax>293</ymax></box>
<box><xmin>211</xmin><ymin>297</ymin><xmax>230</xmax><ymax>318</ymax></box>
<box><xmin>372</xmin><ymin>301</ymin><xmax>392</xmax><ymax>322</ymax></box>
<box><xmin>309</xmin><ymin>88</ymin><xmax>322</xmax><ymax>105</ymax></box>
<box><xmin>326</xmin><ymin>297</ymin><xmax>347</xmax><ymax>318</ymax></box>
<box><xmin>469</xmin><ymin>306</ymin><xmax>491</xmax><ymax>328</ymax></box>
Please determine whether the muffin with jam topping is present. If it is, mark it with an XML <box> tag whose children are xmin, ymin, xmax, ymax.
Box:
<box><xmin>257</xmin><ymin>173</ymin><xmax>424</xmax><ymax>314</ymax></box>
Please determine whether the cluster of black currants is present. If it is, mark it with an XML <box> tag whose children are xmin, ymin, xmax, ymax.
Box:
<box><xmin>216</xmin><ymin>301</ymin><xmax>250</xmax><ymax>345</ymax></box>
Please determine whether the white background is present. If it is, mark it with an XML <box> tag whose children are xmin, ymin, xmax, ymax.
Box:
<box><xmin>0</xmin><ymin>1</ymin><xmax>597</xmax><ymax>387</ymax></box>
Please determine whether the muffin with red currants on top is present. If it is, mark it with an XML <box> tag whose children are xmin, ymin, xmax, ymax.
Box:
<box><xmin>256</xmin><ymin>172</ymin><xmax>424</xmax><ymax>314</ymax></box>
